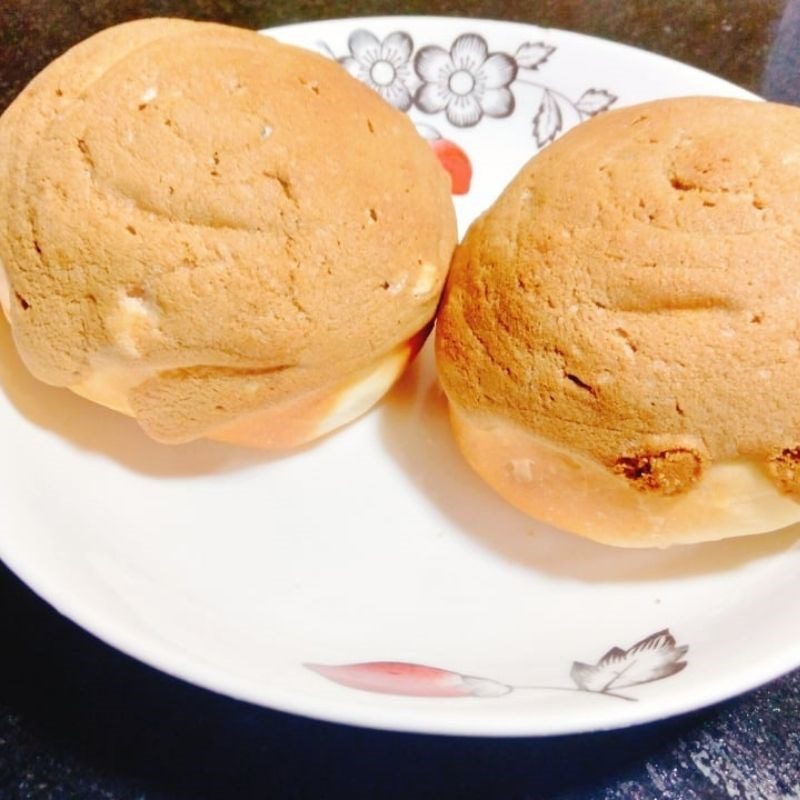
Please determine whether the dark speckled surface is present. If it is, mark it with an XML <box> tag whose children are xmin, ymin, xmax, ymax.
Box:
<box><xmin>2</xmin><ymin>1</ymin><xmax>800</xmax><ymax>798</ymax></box>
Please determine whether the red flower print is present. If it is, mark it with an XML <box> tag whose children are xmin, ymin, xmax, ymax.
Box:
<box><xmin>430</xmin><ymin>138</ymin><xmax>472</xmax><ymax>195</ymax></box>
<box><xmin>305</xmin><ymin>661</ymin><xmax>511</xmax><ymax>697</ymax></box>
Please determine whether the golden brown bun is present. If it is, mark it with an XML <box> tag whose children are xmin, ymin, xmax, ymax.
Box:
<box><xmin>436</xmin><ymin>96</ymin><xmax>800</xmax><ymax>546</ymax></box>
<box><xmin>0</xmin><ymin>18</ymin><xmax>456</xmax><ymax>446</ymax></box>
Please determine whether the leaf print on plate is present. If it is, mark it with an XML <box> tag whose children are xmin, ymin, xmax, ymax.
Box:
<box><xmin>306</xmin><ymin>629</ymin><xmax>689</xmax><ymax>702</ymax></box>
<box><xmin>305</xmin><ymin>662</ymin><xmax>511</xmax><ymax>697</ymax></box>
<box><xmin>570</xmin><ymin>629</ymin><xmax>689</xmax><ymax>700</ymax></box>
<box><xmin>575</xmin><ymin>88</ymin><xmax>618</xmax><ymax>116</ymax></box>
<box><xmin>514</xmin><ymin>41</ymin><xmax>556</xmax><ymax>70</ymax></box>
<box><xmin>533</xmin><ymin>88</ymin><xmax>563</xmax><ymax>147</ymax></box>
<box><xmin>525</xmin><ymin>84</ymin><xmax>618</xmax><ymax>147</ymax></box>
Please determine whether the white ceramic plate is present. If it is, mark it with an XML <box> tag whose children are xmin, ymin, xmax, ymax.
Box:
<box><xmin>2</xmin><ymin>16</ymin><xmax>799</xmax><ymax>737</ymax></box>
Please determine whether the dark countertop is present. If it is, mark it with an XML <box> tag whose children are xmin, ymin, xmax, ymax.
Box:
<box><xmin>2</xmin><ymin>2</ymin><xmax>800</xmax><ymax>798</ymax></box>
<box><xmin>2</xmin><ymin>0</ymin><xmax>798</xmax><ymax>109</ymax></box>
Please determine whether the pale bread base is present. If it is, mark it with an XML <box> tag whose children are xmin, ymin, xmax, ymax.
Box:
<box><xmin>209</xmin><ymin>341</ymin><xmax>416</xmax><ymax>449</ymax></box>
<box><xmin>70</xmin><ymin>363</ymin><xmax>149</xmax><ymax>415</ymax></box>
<box><xmin>0</xmin><ymin>259</ymin><xmax>9</xmax><ymax>319</ymax></box>
<box><xmin>69</xmin><ymin>338</ymin><xmax>418</xmax><ymax>449</ymax></box>
<box><xmin>448</xmin><ymin>402</ymin><xmax>800</xmax><ymax>548</ymax></box>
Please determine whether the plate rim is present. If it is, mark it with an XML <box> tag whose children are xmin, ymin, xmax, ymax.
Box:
<box><xmin>2</xmin><ymin>14</ymin><xmax>794</xmax><ymax>738</ymax></box>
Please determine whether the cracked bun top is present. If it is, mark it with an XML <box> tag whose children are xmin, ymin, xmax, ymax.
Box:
<box><xmin>0</xmin><ymin>18</ymin><xmax>456</xmax><ymax>442</ymax></box>
<box><xmin>436</xmin><ymin>96</ymin><xmax>800</xmax><ymax>496</ymax></box>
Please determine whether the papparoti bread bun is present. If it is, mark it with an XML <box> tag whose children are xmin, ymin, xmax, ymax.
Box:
<box><xmin>0</xmin><ymin>18</ymin><xmax>456</xmax><ymax>447</ymax></box>
<box><xmin>436</xmin><ymin>96</ymin><xmax>800</xmax><ymax>548</ymax></box>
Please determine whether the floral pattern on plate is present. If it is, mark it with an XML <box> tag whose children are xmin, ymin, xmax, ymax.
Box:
<box><xmin>323</xmin><ymin>28</ymin><xmax>618</xmax><ymax>144</ymax></box>
<box><xmin>413</xmin><ymin>33</ymin><xmax>518</xmax><ymax>127</ymax></box>
<box><xmin>319</xmin><ymin>28</ymin><xmax>618</xmax><ymax>195</ymax></box>
<box><xmin>307</xmin><ymin>629</ymin><xmax>688</xmax><ymax>702</ymax></box>
<box><xmin>339</xmin><ymin>30</ymin><xmax>417</xmax><ymax>111</ymax></box>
